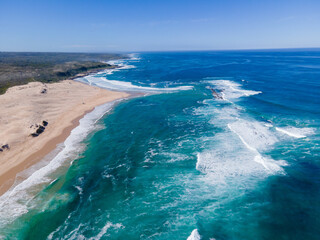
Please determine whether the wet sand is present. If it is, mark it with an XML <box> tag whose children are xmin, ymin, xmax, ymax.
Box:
<box><xmin>0</xmin><ymin>80</ymin><xmax>129</xmax><ymax>195</ymax></box>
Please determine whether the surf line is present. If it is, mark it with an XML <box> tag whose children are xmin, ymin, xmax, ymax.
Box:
<box><xmin>227</xmin><ymin>123</ymin><xmax>271</xmax><ymax>171</ymax></box>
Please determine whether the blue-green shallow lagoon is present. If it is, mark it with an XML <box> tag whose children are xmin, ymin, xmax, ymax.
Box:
<box><xmin>0</xmin><ymin>51</ymin><xmax>319</xmax><ymax>239</ymax></box>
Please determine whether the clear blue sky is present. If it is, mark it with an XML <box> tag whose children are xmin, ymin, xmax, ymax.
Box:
<box><xmin>0</xmin><ymin>0</ymin><xmax>319</xmax><ymax>52</ymax></box>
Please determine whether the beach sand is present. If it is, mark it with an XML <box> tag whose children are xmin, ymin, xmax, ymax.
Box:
<box><xmin>0</xmin><ymin>80</ymin><xmax>129</xmax><ymax>195</ymax></box>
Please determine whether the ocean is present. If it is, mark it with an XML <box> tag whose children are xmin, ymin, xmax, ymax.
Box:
<box><xmin>0</xmin><ymin>50</ymin><xmax>319</xmax><ymax>240</ymax></box>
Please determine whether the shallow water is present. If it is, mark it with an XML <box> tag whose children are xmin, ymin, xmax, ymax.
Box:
<box><xmin>0</xmin><ymin>51</ymin><xmax>319</xmax><ymax>240</ymax></box>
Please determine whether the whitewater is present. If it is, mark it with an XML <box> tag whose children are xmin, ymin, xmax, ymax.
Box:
<box><xmin>0</xmin><ymin>51</ymin><xmax>319</xmax><ymax>240</ymax></box>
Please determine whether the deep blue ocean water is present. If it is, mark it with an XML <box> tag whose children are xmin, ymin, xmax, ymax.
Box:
<box><xmin>0</xmin><ymin>51</ymin><xmax>319</xmax><ymax>240</ymax></box>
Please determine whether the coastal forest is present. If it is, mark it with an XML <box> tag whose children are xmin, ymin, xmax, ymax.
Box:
<box><xmin>0</xmin><ymin>52</ymin><xmax>124</xmax><ymax>94</ymax></box>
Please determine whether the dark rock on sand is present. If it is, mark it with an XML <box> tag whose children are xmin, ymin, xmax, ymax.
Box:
<box><xmin>2</xmin><ymin>144</ymin><xmax>9</xmax><ymax>150</ymax></box>
<box><xmin>36</xmin><ymin>125</ymin><xmax>45</xmax><ymax>134</ymax></box>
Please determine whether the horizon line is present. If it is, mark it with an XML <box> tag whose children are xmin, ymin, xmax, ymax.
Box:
<box><xmin>1</xmin><ymin>47</ymin><xmax>320</xmax><ymax>54</ymax></box>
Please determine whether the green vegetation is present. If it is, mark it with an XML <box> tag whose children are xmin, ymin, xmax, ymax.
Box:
<box><xmin>0</xmin><ymin>52</ymin><xmax>126</xmax><ymax>94</ymax></box>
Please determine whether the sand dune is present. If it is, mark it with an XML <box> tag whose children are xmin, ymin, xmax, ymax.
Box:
<box><xmin>0</xmin><ymin>80</ymin><xmax>129</xmax><ymax>194</ymax></box>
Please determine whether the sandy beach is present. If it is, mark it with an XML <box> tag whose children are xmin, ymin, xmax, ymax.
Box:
<box><xmin>0</xmin><ymin>80</ymin><xmax>129</xmax><ymax>195</ymax></box>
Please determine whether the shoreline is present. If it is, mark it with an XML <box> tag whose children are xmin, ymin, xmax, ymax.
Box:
<box><xmin>0</xmin><ymin>77</ymin><xmax>130</xmax><ymax>196</ymax></box>
<box><xmin>0</xmin><ymin>110</ymin><xmax>88</xmax><ymax>196</ymax></box>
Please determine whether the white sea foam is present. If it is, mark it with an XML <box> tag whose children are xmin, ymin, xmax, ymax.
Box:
<box><xmin>187</xmin><ymin>229</ymin><xmax>201</xmax><ymax>240</ymax></box>
<box><xmin>76</xmin><ymin>55</ymin><xmax>193</xmax><ymax>93</ymax></box>
<box><xmin>0</xmin><ymin>100</ymin><xmax>122</xmax><ymax>226</ymax></box>
<box><xmin>196</xmin><ymin>78</ymin><xmax>287</xmax><ymax>180</ymax></box>
<box><xmin>196</xmin><ymin>143</ymin><xmax>248</xmax><ymax>184</ymax></box>
<box><xmin>275</xmin><ymin>127</ymin><xmax>315</xmax><ymax>138</ymax></box>
<box><xmin>228</xmin><ymin>120</ymin><xmax>287</xmax><ymax>172</ymax></box>
<box><xmin>228</xmin><ymin>120</ymin><xmax>278</xmax><ymax>150</ymax></box>
<box><xmin>196</xmin><ymin>117</ymin><xmax>286</xmax><ymax>182</ymax></box>
<box><xmin>78</xmin><ymin>76</ymin><xmax>193</xmax><ymax>93</ymax></box>
<box><xmin>89</xmin><ymin>222</ymin><xmax>123</xmax><ymax>240</ymax></box>
<box><xmin>127</xmin><ymin>53</ymin><xmax>141</xmax><ymax>61</ymax></box>
<box><xmin>196</xmin><ymin>148</ymin><xmax>257</xmax><ymax>177</ymax></box>
<box><xmin>106</xmin><ymin>61</ymin><xmax>136</xmax><ymax>70</ymax></box>
<box><xmin>208</xmin><ymin>79</ymin><xmax>261</xmax><ymax>100</ymax></box>
<box><xmin>48</xmin><ymin>221</ymin><xmax>123</xmax><ymax>240</ymax></box>
<box><xmin>195</xmin><ymin>137</ymin><xmax>279</xmax><ymax>180</ymax></box>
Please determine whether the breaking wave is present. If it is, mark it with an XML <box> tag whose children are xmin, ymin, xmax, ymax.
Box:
<box><xmin>227</xmin><ymin>120</ymin><xmax>287</xmax><ymax>172</ymax></box>
<box><xmin>77</xmin><ymin>56</ymin><xmax>193</xmax><ymax>93</ymax></box>
<box><xmin>196</xmin><ymin>79</ymin><xmax>287</xmax><ymax>185</ymax></box>
<box><xmin>206</xmin><ymin>79</ymin><xmax>262</xmax><ymax>100</ymax></box>
<box><xmin>275</xmin><ymin>126</ymin><xmax>315</xmax><ymax>138</ymax></box>
<box><xmin>187</xmin><ymin>229</ymin><xmax>201</xmax><ymax>240</ymax></box>
<box><xmin>78</xmin><ymin>76</ymin><xmax>193</xmax><ymax>92</ymax></box>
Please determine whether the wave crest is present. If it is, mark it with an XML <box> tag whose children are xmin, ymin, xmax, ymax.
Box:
<box><xmin>207</xmin><ymin>79</ymin><xmax>261</xmax><ymax>100</ymax></box>
<box><xmin>187</xmin><ymin>229</ymin><xmax>201</xmax><ymax>240</ymax></box>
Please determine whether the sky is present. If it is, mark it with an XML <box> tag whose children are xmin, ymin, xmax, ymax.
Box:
<box><xmin>0</xmin><ymin>0</ymin><xmax>319</xmax><ymax>52</ymax></box>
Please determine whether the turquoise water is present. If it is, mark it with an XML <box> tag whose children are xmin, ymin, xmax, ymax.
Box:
<box><xmin>0</xmin><ymin>51</ymin><xmax>319</xmax><ymax>239</ymax></box>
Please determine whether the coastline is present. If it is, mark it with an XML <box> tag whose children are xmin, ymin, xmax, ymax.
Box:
<box><xmin>0</xmin><ymin>78</ymin><xmax>130</xmax><ymax>196</ymax></box>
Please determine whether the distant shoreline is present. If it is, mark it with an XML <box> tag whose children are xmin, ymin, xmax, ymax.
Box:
<box><xmin>0</xmin><ymin>52</ymin><xmax>127</xmax><ymax>94</ymax></box>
